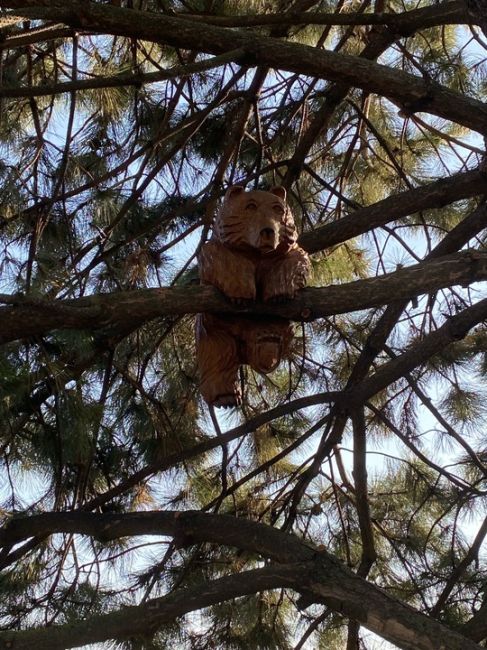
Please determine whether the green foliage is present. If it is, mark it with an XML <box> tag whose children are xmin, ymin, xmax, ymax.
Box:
<box><xmin>206</xmin><ymin>593</ymin><xmax>293</xmax><ymax>650</ymax></box>
<box><xmin>0</xmin><ymin>2</ymin><xmax>486</xmax><ymax>649</ymax></box>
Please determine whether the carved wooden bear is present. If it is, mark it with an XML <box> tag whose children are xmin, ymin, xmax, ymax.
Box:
<box><xmin>196</xmin><ymin>186</ymin><xmax>311</xmax><ymax>407</ymax></box>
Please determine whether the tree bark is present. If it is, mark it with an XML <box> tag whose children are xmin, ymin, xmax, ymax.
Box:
<box><xmin>300</xmin><ymin>169</ymin><xmax>487</xmax><ymax>253</ymax></box>
<box><xmin>1</xmin><ymin>1</ymin><xmax>486</xmax><ymax>133</ymax></box>
<box><xmin>0</xmin><ymin>250</ymin><xmax>486</xmax><ymax>344</ymax></box>
<box><xmin>0</xmin><ymin>511</ymin><xmax>483</xmax><ymax>650</ymax></box>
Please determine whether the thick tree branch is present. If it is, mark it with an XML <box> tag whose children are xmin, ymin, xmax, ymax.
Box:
<box><xmin>1</xmin><ymin>295</ymin><xmax>483</xmax><ymax>575</ymax></box>
<box><xmin>0</xmin><ymin>250</ymin><xmax>486</xmax><ymax>344</ymax></box>
<box><xmin>176</xmin><ymin>2</ymin><xmax>468</xmax><ymax>30</ymax></box>
<box><xmin>0</xmin><ymin>562</ymin><xmax>294</xmax><ymax>650</ymax></box>
<box><xmin>65</xmin><ymin>296</ymin><xmax>487</xmax><ymax>523</ymax></box>
<box><xmin>300</xmin><ymin>169</ymin><xmax>487</xmax><ymax>253</ymax></box>
<box><xmin>0</xmin><ymin>510</ymin><xmax>482</xmax><ymax>650</ymax></box>
<box><xmin>0</xmin><ymin>0</ymin><xmax>470</xmax><ymax>30</ymax></box>
<box><xmin>1</xmin><ymin>1</ymin><xmax>486</xmax><ymax>133</ymax></box>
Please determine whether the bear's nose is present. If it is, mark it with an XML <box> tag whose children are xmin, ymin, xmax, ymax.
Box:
<box><xmin>260</xmin><ymin>227</ymin><xmax>275</xmax><ymax>238</ymax></box>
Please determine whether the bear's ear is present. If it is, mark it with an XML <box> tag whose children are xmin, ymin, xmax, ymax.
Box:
<box><xmin>224</xmin><ymin>185</ymin><xmax>245</xmax><ymax>202</ymax></box>
<box><xmin>270</xmin><ymin>186</ymin><xmax>286</xmax><ymax>201</ymax></box>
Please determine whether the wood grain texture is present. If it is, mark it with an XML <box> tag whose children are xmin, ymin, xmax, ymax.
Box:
<box><xmin>196</xmin><ymin>186</ymin><xmax>311</xmax><ymax>407</ymax></box>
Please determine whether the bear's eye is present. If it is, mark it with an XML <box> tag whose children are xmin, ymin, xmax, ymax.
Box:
<box><xmin>273</xmin><ymin>204</ymin><xmax>285</xmax><ymax>216</ymax></box>
<box><xmin>246</xmin><ymin>202</ymin><xmax>258</xmax><ymax>211</ymax></box>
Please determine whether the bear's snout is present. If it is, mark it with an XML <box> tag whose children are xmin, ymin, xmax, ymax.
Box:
<box><xmin>258</xmin><ymin>224</ymin><xmax>278</xmax><ymax>252</ymax></box>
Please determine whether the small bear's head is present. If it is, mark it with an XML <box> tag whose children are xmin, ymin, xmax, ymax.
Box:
<box><xmin>213</xmin><ymin>186</ymin><xmax>297</xmax><ymax>254</ymax></box>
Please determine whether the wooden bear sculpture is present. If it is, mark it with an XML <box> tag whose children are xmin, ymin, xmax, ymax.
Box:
<box><xmin>196</xmin><ymin>186</ymin><xmax>311</xmax><ymax>407</ymax></box>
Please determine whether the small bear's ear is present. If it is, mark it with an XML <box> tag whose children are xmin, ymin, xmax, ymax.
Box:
<box><xmin>270</xmin><ymin>186</ymin><xmax>286</xmax><ymax>201</ymax></box>
<box><xmin>224</xmin><ymin>185</ymin><xmax>245</xmax><ymax>202</ymax></box>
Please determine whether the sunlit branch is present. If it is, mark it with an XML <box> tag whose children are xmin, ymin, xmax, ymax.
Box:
<box><xmin>1</xmin><ymin>1</ymin><xmax>486</xmax><ymax>133</ymax></box>
<box><xmin>0</xmin><ymin>250</ymin><xmax>486</xmax><ymax>344</ymax></box>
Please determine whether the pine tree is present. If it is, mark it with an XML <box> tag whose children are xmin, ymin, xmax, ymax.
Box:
<box><xmin>0</xmin><ymin>1</ymin><xmax>486</xmax><ymax>648</ymax></box>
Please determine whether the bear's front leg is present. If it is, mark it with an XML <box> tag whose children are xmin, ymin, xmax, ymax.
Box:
<box><xmin>198</xmin><ymin>240</ymin><xmax>256</xmax><ymax>302</ymax></box>
<box><xmin>195</xmin><ymin>314</ymin><xmax>242</xmax><ymax>408</ymax></box>
<box><xmin>260</xmin><ymin>247</ymin><xmax>311</xmax><ymax>302</ymax></box>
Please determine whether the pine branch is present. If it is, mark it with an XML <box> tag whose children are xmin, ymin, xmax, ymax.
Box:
<box><xmin>282</xmin><ymin>0</ymin><xmax>428</xmax><ymax>188</ymax></box>
<box><xmin>431</xmin><ymin>515</ymin><xmax>487</xmax><ymax>616</ymax></box>
<box><xmin>78</xmin><ymin>397</ymin><xmax>338</xmax><ymax>516</ymax></box>
<box><xmin>366</xmin><ymin>404</ymin><xmax>479</xmax><ymax>493</ymax></box>
<box><xmin>300</xmin><ymin>168</ymin><xmax>487</xmax><ymax>253</ymax></box>
<box><xmin>349</xmin><ymin>296</ymin><xmax>487</xmax><ymax>407</ymax></box>
<box><xmin>0</xmin><ymin>562</ymin><xmax>295</xmax><ymax>650</ymax></box>
<box><xmin>78</xmin><ymin>296</ymin><xmax>487</xmax><ymax>517</ymax></box>
<box><xmin>0</xmin><ymin>24</ymin><xmax>71</xmax><ymax>47</ymax></box>
<box><xmin>0</xmin><ymin>510</ymin><xmax>483</xmax><ymax>650</ymax></box>
<box><xmin>0</xmin><ymin>49</ymin><xmax>247</xmax><ymax>98</ymax></box>
<box><xmin>336</xmin><ymin>199</ymin><xmax>487</xmax><ymax>416</ymax></box>
<box><xmin>352</xmin><ymin>407</ymin><xmax>377</xmax><ymax>577</ymax></box>
<box><xmin>0</xmin><ymin>1</ymin><xmax>486</xmax><ymax>133</ymax></box>
<box><xmin>174</xmin><ymin>2</ymin><xmax>468</xmax><ymax>29</ymax></box>
<box><xmin>0</xmin><ymin>250</ymin><xmax>486</xmax><ymax>344</ymax></box>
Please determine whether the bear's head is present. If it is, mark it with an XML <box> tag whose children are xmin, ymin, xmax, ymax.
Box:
<box><xmin>213</xmin><ymin>186</ymin><xmax>297</xmax><ymax>255</ymax></box>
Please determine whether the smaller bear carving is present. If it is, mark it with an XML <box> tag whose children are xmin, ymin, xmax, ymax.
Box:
<box><xmin>196</xmin><ymin>186</ymin><xmax>311</xmax><ymax>408</ymax></box>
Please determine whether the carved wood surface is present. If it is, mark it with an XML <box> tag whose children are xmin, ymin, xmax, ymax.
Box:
<box><xmin>196</xmin><ymin>186</ymin><xmax>311</xmax><ymax>407</ymax></box>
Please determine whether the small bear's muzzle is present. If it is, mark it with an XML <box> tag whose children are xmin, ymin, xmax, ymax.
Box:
<box><xmin>248</xmin><ymin>334</ymin><xmax>282</xmax><ymax>373</ymax></box>
<box><xmin>258</xmin><ymin>225</ymin><xmax>278</xmax><ymax>252</ymax></box>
